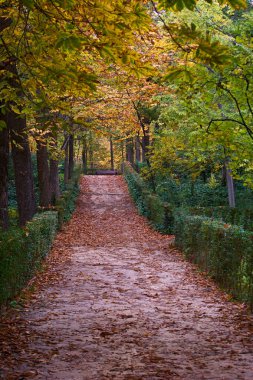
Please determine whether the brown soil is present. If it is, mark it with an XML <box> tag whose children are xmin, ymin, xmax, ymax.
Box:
<box><xmin>1</xmin><ymin>175</ymin><xmax>253</xmax><ymax>380</ymax></box>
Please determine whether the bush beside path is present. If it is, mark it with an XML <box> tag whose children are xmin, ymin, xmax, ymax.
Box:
<box><xmin>1</xmin><ymin>176</ymin><xmax>253</xmax><ymax>379</ymax></box>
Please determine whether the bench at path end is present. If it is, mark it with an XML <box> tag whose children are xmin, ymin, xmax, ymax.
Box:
<box><xmin>95</xmin><ymin>169</ymin><xmax>118</xmax><ymax>175</ymax></box>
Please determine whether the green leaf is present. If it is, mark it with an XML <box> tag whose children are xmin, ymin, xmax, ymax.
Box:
<box><xmin>0</xmin><ymin>120</ymin><xmax>7</xmax><ymax>131</ymax></box>
<box><xmin>10</xmin><ymin>104</ymin><xmax>22</xmax><ymax>114</ymax></box>
<box><xmin>55</xmin><ymin>35</ymin><xmax>81</xmax><ymax>50</ymax></box>
<box><xmin>99</xmin><ymin>46</ymin><xmax>115</xmax><ymax>60</ymax></box>
<box><xmin>217</xmin><ymin>0</ymin><xmax>247</xmax><ymax>9</ymax></box>
<box><xmin>21</xmin><ymin>0</ymin><xmax>35</xmax><ymax>9</ymax></box>
<box><xmin>163</xmin><ymin>69</ymin><xmax>184</xmax><ymax>81</ymax></box>
<box><xmin>191</xmin><ymin>23</ymin><xmax>196</xmax><ymax>32</ymax></box>
<box><xmin>121</xmin><ymin>54</ymin><xmax>128</xmax><ymax>64</ymax></box>
<box><xmin>183</xmin><ymin>70</ymin><xmax>193</xmax><ymax>82</ymax></box>
<box><xmin>157</xmin><ymin>0</ymin><xmax>246</xmax><ymax>9</ymax></box>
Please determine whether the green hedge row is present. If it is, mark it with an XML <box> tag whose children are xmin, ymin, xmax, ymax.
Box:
<box><xmin>123</xmin><ymin>163</ymin><xmax>253</xmax><ymax>308</ymax></box>
<box><xmin>175</xmin><ymin>213</ymin><xmax>253</xmax><ymax>308</ymax></box>
<box><xmin>56</xmin><ymin>166</ymin><xmax>82</xmax><ymax>228</ymax></box>
<box><xmin>123</xmin><ymin>162</ymin><xmax>174</xmax><ymax>233</ymax></box>
<box><xmin>0</xmin><ymin>211</ymin><xmax>58</xmax><ymax>306</ymax></box>
<box><xmin>188</xmin><ymin>206</ymin><xmax>253</xmax><ymax>232</ymax></box>
<box><xmin>0</xmin><ymin>167</ymin><xmax>81</xmax><ymax>307</ymax></box>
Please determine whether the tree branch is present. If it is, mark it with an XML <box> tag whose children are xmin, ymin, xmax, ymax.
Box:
<box><xmin>243</xmin><ymin>74</ymin><xmax>253</xmax><ymax>117</ymax></box>
<box><xmin>150</xmin><ymin>0</ymin><xmax>189</xmax><ymax>53</ymax></box>
<box><xmin>207</xmin><ymin>118</ymin><xmax>253</xmax><ymax>140</ymax></box>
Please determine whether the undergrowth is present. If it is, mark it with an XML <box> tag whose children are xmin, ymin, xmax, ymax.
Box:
<box><xmin>124</xmin><ymin>162</ymin><xmax>253</xmax><ymax>309</ymax></box>
<box><xmin>0</xmin><ymin>166</ymin><xmax>82</xmax><ymax>307</ymax></box>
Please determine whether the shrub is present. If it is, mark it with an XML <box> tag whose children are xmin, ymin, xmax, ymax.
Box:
<box><xmin>56</xmin><ymin>165</ymin><xmax>81</xmax><ymax>228</ymax></box>
<box><xmin>123</xmin><ymin>162</ymin><xmax>149</xmax><ymax>216</ymax></box>
<box><xmin>0</xmin><ymin>165</ymin><xmax>82</xmax><ymax>307</ymax></box>
<box><xmin>26</xmin><ymin>211</ymin><xmax>58</xmax><ymax>260</ymax></box>
<box><xmin>188</xmin><ymin>206</ymin><xmax>253</xmax><ymax>232</ymax></box>
<box><xmin>174</xmin><ymin>213</ymin><xmax>253</xmax><ymax>308</ymax></box>
<box><xmin>123</xmin><ymin>162</ymin><xmax>174</xmax><ymax>233</ymax></box>
<box><xmin>0</xmin><ymin>211</ymin><xmax>58</xmax><ymax>306</ymax></box>
<box><xmin>124</xmin><ymin>165</ymin><xmax>253</xmax><ymax>307</ymax></box>
<box><xmin>154</xmin><ymin>177</ymin><xmax>228</xmax><ymax>207</ymax></box>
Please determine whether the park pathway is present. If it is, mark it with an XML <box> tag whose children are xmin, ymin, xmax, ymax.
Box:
<box><xmin>1</xmin><ymin>175</ymin><xmax>253</xmax><ymax>379</ymax></box>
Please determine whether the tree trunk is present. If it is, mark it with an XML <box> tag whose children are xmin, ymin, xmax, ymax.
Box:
<box><xmin>110</xmin><ymin>137</ymin><xmax>114</xmax><ymax>170</ymax></box>
<box><xmin>0</xmin><ymin>125</ymin><xmax>9</xmax><ymax>229</ymax></box>
<box><xmin>2</xmin><ymin>59</ymin><xmax>36</xmax><ymax>225</ymax></box>
<box><xmin>135</xmin><ymin>136</ymin><xmax>141</xmax><ymax>162</ymax></box>
<box><xmin>50</xmin><ymin>159</ymin><xmax>60</xmax><ymax>204</ymax></box>
<box><xmin>82</xmin><ymin>140</ymin><xmax>88</xmax><ymax>174</ymax></box>
<box><xmin>121</xmin><ymin>141</ymin><xmax>124</xmax><ymax>162</ymax></box>
<box><xmin>37</xmin><ymin>139</ymin><xmax>51</xmax><ymax>207</ymax></box>
<box><xmin>225</xmin><ymin>163</ymin><xmax>236</xmax><ymax>208</ymax></box>
<box><xmin>142</xmin><ymin>134</ymin><xmax>150</xmax><ymax>162</ymax></box>
<box><xmin>89</xmin><ymin>147</ymin><xmax>94</xmax><ymax>170</ymax></box>
<box><xmin>10</xmin><ymin>112</ymin><xmax>36</xmax><ymax>226</ymax></box>
<box><xmin>68</xmin><ymin>134</ymin><xmax>74</xmax><ymax>180</ymax></box>
<box><xmin>48</xmin><ymin>133</ymin><xmax>60</xmax><ymax>203</ymax></box>
<box><xmin>126</xmin><ymin>137</ymin><xmax>134</xmax><ymax>164</ymax></box>
<box><xmin>0</xmin><ymin>16</ymin><xmax>12</xmax><ymax>229</ymax></box>
<box><xmin>64</xmin><ymin>140</ymin><xmax>69</xmax><ymax>185</ymax></box>
<box><xmin>76</xmin><ymin>138</ymin><xmax>81</xmax><ymax>161</ymax></box>
<box><xmin>221</xmin><ymin>165</ymin><xmax>227</xmax><ymax>187</ymax></box>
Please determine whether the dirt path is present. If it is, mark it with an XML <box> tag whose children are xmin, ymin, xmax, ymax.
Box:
<box><xmin>1</xmin><ymin>176</ymin><xmax>253</xmax><ymax>380</ymax></box>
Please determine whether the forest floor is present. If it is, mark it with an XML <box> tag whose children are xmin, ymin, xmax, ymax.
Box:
<box><xmin>1</xmin><ymin>175</ymin><xmax>253</xmax><ymax>380</ymax></box>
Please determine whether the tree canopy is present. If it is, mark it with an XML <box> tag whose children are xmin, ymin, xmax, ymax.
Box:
<box><xmin>0</xmin><ymin>0</ymin><xmax>252</xmax><ymax>228</ymax></box>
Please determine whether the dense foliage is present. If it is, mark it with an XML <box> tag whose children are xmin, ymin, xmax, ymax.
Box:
<box><xmin>148</xmin><ymin>1</ymin><xmax>253</xmax><ymax>190</ymax></box>
<box><xmin>175</xmin><ymin>213</ymin><xmax>253</xmax><ymax>307</ymax></box>
<box><xmin>0</xmin><ymin>169</ymin><xmax>81</xmax><ymax>307</ymax></box>
<box><xmin>123</xmin><ymin>162</ymin><xmax>174</xmax><ymax>233</ymax></box>
<box><xmin>1</xmin><ymin>0</ymin><xmax>253</xmax><ymax>306</ymax></box>
<box><xmin>188</xmin><ymin>206</ymin><xmax>253</xmax><ymax>231</ymax></box>
<box><xmin>0</xmin><ymin>211</ymin><xmax>58</xmax><ymax>306</ymax></box>
<box><xmin>124</xmin><ymin>164</ymin><xmax>253</xmax><ymax>308</ymax></box>
<box><xmin>56</xmin><ymin>165</ymin><xmax>82</xmax><ymax>228</ymax></box>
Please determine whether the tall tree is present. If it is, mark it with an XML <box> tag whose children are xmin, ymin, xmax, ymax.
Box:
<box><xmin>110</xmin><ymin>137</ymin><xmax>114</xmax><ymax>171</ymax></box>
<box><xmin>0</xmin><ymin>124</ymin><xmax>9</xmax><ymax>230</ymax></box>
<box><xmin>36</xmin><ymin>137</ymin><xmax>51</xmax><ymax>208</ymax></box>
<box><xmin>10</xmin><ymin>111</ymin><xmax>36</xmax><ymax>226</ymax></box>
<box><xmin>68</xmin><ymin>134</ymin><xmax>74</xmax><ymax>180</ymax></box>
<box><xmin>126</xmin><ymin>137</ymin><xmax>134</xmax><ymax>165</ymax></box>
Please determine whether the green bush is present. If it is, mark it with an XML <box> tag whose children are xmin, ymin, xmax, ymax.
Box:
<box><xmin>124</xmin><ymin>165</ymin><xmax>253</xmax><ymax>307</ymax></box>
<box><xmin>56</xmin><ymin>165</ymin><xmax>81</xmax><ymax>228</ymax></box>
<box><xmin>0</xmin><ymin>165</ymin><xmax>82</xmax><ymax>307</ymax></box>
<box><xmin>152</xmin><ymin>173</ymin><xmax>253</xmax><ymax>210</ymax></box>
<box><xmin>0</xmin><ymin>211</ymin><xmax>58</xmax><ymax>306</ymax></box>
<box><xmin>154</xmin><ymin>177</ymin><xmax>228</xmax><ymax>207</ymax></box>
<box><xmin>26</xmin><ymin>212</ymin><xmax>58</xmax><ymax>260</ymax></box>
<box><xmin>123</xmin><ymin>162</ymin><xmax>174</xmax><ymax>233</ymax></box>
<box><xmin>188</xmin><ymin>206</ymin><xmax>253</xmax><ymax>232</ymax></box>
<box><xmin>174</xmin><ymin>212</ymin><xmax>253</xmax><ymax>308</ymax></box>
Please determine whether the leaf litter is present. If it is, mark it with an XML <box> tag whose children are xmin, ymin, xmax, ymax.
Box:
<box><xmin>1</xmin><ymin>175</ymin><xmax>253</xmax><ymax>379</ymax></box>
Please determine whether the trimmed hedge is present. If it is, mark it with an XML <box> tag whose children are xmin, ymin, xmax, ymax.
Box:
<box><xmin>0</xmin><ymin>166</ymin><xmax>82</xmax><ymax>307</ymax></box>
<box><xmin>56</xmin><ymin>166</ymin><xmax>81</xmax><ymax>228</ymax></box>
<box><xmin>123</xmin><ymin>162</ymin><xmax>174</xmax><ymax>233</ymax></box>
<box><xmin>175</xmin><ymin>212</ymin><xmax>253</xmax><ymax>308</ymax></box>
<box><xmin>188</xmin><ymin>206</ymin><xmax>253</xmax><ymax>232</ymax></box>
<box><xmin>123</xmin><ymin>162</ymin><xmax>253</xmax><ymax>308</ymax></box>
<box><xmin>0</xmin><ymin>211</ymin><xmax>58</xmax><ymax>305</ymax></box>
